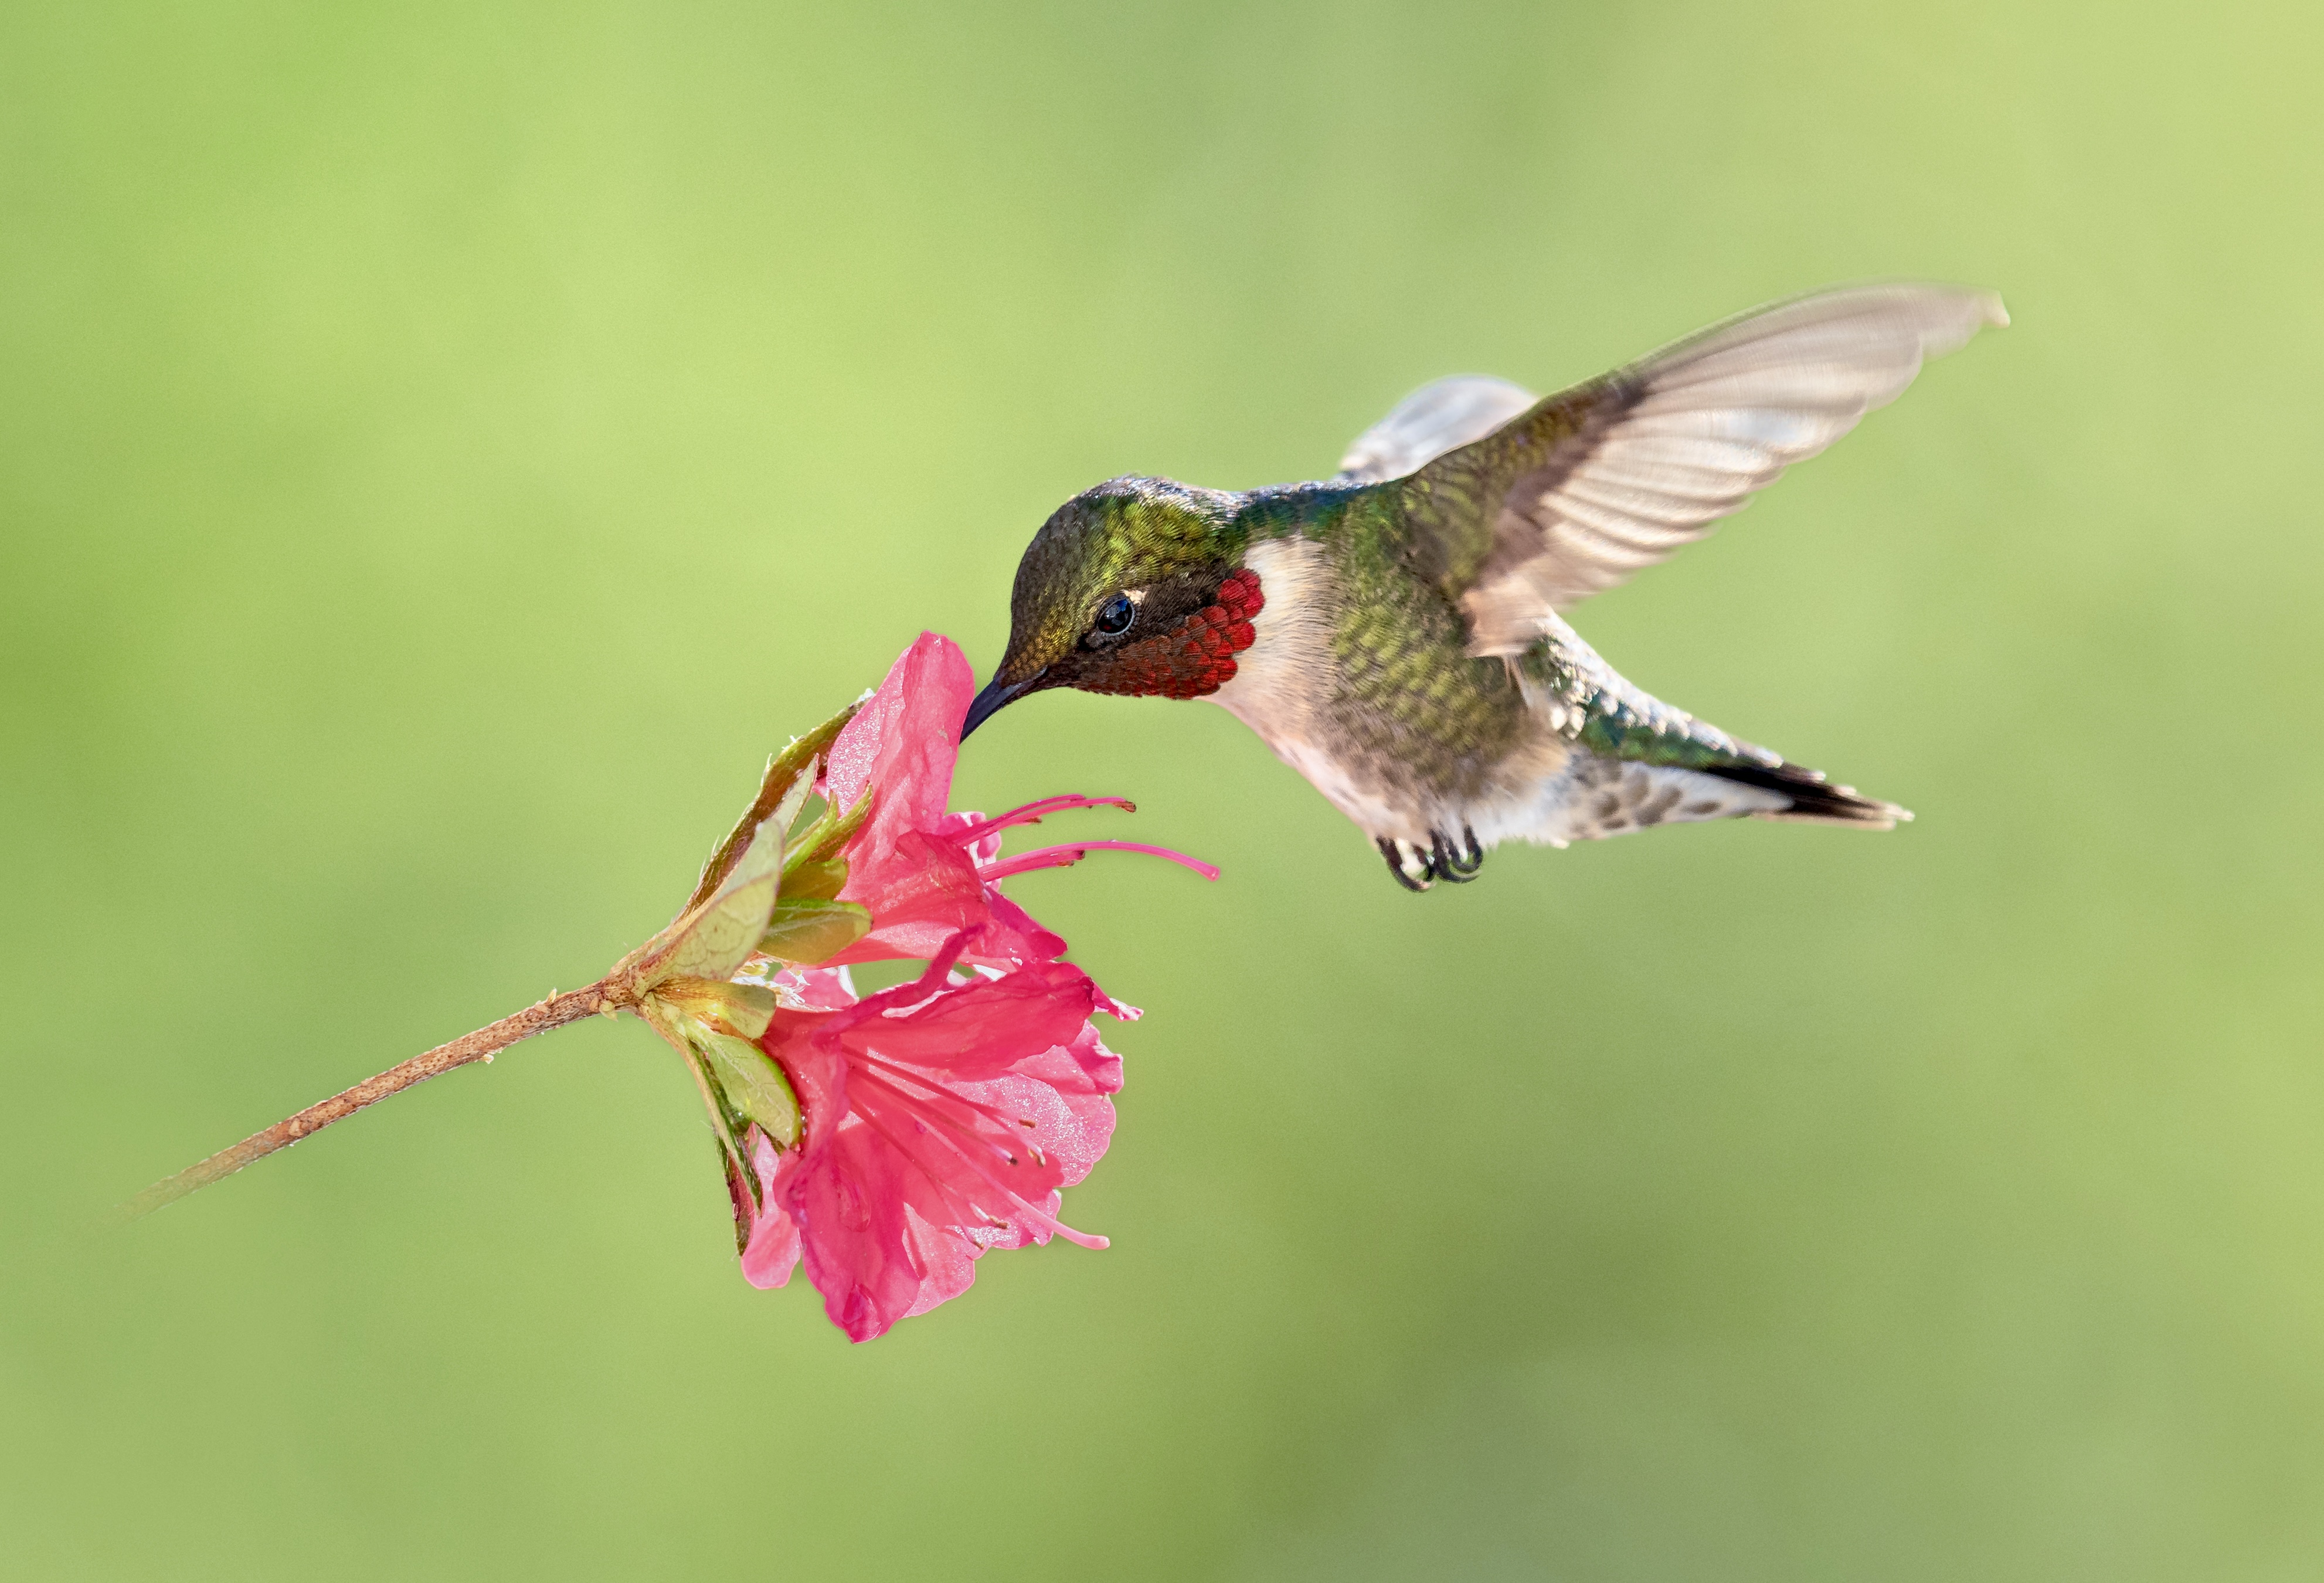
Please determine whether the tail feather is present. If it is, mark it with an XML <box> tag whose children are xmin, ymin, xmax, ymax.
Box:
<box><xmin>1696</xmin><ymin>759</ymin><xmax>1910</xmax><ymax>829</ymax></box>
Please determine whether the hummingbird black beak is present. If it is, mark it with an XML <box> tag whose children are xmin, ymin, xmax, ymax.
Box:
<box><xmin>960</xmin><ymin>670</ymin><xmax>1041</xmax><ymax>741</ymax></box>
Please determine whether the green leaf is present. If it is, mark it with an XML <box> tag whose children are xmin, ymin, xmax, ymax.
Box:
<box><xmin>785</xmin><ymin>787</ymin><xmax>873</xmax><ymax>876</ymax></box>
<box><xmin>692</xmin><ymin>1028</ymin><xmax>801</xmax><ymax>1151</ymax></box>
<box><xmin>670</xmin><ymin>806</ymin><xmax>787</xmax><ymax>979</ymax></box>
<box><xmin>716</xmin><ymin>1143</ymin><xmax>757</xmax><ymax>1256</ymax></box>
<box><xmin>780</xmin><ymin>856</ymin><xmax>850</xmax><ymax>904</ymax></box>
<box><xmin>607</xmin><ymin>786</ymin><xmax>802</xmax><ymax>1001</ymax></box>
<box><xmin>662</xmin><ymin>774</ymin><xmax>810</xmax><ymax>984</ymax></box>
<box><xmin>653</xmin><ymin>976</ymin><xmax>776</xmax><ymax>1039</ymax></box>
<box><xmin>640</xmin><ymin>998</ymin><xmax>762</xmax><ymax>1205</ymax></box>
<box><xmin>685</xmin><ymin>699</ymin><xmax>859</xmax><ymax>915</ymax></box>
<box><xmin>638</xmin><ymin>995</ymin><xmax>801</xmax><ymax>1238</ymax></box>
<box><xmin>759</xmin><ymin>898</ymin><xmax>872</xmax><ymax>966</ymax></box>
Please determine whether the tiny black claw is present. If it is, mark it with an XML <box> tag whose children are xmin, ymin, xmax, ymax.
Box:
<box><xmin>1436</xmin><ymin>824</ymin><xmax>1486</xmax><ymax>877</ymax></box>
<box><xmin>1378</xmin><ymin>837</ymin><xmax>1431</xmax><ymax>893</ymax></box>
<box><xmin>1427</xmin><ymin>828</ymin><xmax>1480</xmax><ymax>883</ymax></box>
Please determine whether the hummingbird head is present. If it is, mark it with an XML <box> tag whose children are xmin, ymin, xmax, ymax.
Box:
<box><xmin>963</xmin><ymin>477</ymin><xmax>1262</xmax><ymax>739</ymax></box>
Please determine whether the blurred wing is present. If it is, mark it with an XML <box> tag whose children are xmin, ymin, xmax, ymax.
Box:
<box><xmin>1387</xmin><ymin>283</ymin><xmax>2007</xmax><ymax>655</ymax></box>
<box><xmin>1334</xmin><ymin>375</ymin><xmax>1542</xmax><ymax>484</ymax></box>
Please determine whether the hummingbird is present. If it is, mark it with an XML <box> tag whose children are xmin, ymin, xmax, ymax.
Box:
<box><xmin>961</xmin><ymin>284</ymin><xmax>2005</xmax><ymax>891</ymax></box>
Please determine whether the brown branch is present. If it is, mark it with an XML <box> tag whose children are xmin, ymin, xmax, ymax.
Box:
<box><xmin>122</xmin><ymin>983</ymin><xmax>614</xmax><ymax>1221</ymax></box>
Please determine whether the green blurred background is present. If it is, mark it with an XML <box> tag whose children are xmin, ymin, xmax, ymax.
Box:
<box><xmin>5</xmin><ymin>1</ymin><xmax>2320</xmax><ymax>1577</ymax></box>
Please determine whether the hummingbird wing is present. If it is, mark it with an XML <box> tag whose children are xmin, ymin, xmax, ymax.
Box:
<box><xmin>1334</xmin><ymin>375</ymin><xmax>1541</xmax><ymax>483</ymax></box>
<box><xmin>1384</xmin><ymin>283</ymin><xmax>2006</xmax><ymax>657</ymax></box>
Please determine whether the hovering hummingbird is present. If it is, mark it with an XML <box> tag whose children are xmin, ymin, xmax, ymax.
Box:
<box><xmin>963</xmin><ymin>284</ymin><xmax>2005</xmax><ymax>890</ymax></box>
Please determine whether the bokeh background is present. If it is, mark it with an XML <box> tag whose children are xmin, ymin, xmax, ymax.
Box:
<box><xmin>5</xmin><ymin>2</ymin><xmax>2321</xmax><ymax>1577</ymax></box>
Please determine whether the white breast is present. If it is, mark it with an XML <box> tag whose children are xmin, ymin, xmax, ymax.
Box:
<box><xmin>1208</xmin><ymin>539</ymin><xmax>1408</xmax><ymax>832</ymax></box>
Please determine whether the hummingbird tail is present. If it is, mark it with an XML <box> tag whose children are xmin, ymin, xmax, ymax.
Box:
<box><xmin>1696</xmin><ymin>759</ymin><xmax>1912</xmax><ymax>830</ymax></box>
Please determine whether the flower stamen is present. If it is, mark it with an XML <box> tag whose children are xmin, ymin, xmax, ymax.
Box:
<box><xmin>947</xmin><ymin>794</ymin><xmax>1136</xmax><ymax>848</ymax></box>
<box><xmin>979</xmin><ymin>841</ymin><xmax>1221</xmax><ymax>884</ymax></box>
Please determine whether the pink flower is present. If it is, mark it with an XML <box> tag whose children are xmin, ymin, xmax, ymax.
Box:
<box><xmin>733</xmin><ymin>633</ymin><xmax>1212</xmax><ymax>1341</ymax></box>
<box><xmin>812</xmin><ymin>633</ymin><xmax>1211</xmax><ymax>966</ymax></box>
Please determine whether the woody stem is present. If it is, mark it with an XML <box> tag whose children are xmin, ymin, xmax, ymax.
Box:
<box><xmin>122</xmin><ymin>982</ymin><xmax>614</xmax><ymax>1221</ymax></box>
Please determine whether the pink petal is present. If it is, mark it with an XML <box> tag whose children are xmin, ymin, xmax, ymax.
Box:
<box><xmin>899</xmin><ymin>1201</ymin><xmax>983</xmax><ymax>1319</ymax></box>
<box><xmin>772</xmin><ymin>964</ymin><xmax>858</xmax><ymax>1012</ymax></box>
<box><xmin>760</xmin><ymin>1011</ymin><xmax>852</xmax><ymax>1165</ymax></box>
<box><xmin>821</xmin><ymin>926</ymin><xmax>986</xmax><ymax>1030</ymax></box>
<box><xmin>825</xmin><ymin>831</ymin><xmax>987</xmax><ymax>964</ymax></box>
<box><xmin>969</xmin><ymin>890</ymin><xmax>1068</xmax><ymax>967</ymax></box>
<box><xmin>838</xmin><ymin>958</ymin><xmax>1097</xmax><ymax>1078</ymax></box>
<box><xmin>791</xmin><ymin>1123</ymin><xmax>929</xmax><ymax>1341</ymax></box>
<box><xmin>821</xmin><ymin>636</ymin><xmax>996</xmax><ymax>956</ymax></box>
<box><xmin>821</xmin><ymin>632</ymin><xmax>973</xmax><ymax>819</ymax></box>
<box><xmin>755</xmin><ymin>935</ymin><xmax>1125</xmax><ymax>1339</ymax></box>
<box><xmin>739</xmin><ymin>1131</ymin><xmax>804</xmax><ymax>1290</ymax></box>
<box><xmin>935</xmin><ymin>810</ymin><xmax>1006</xmax><ymax>869</ymax></box>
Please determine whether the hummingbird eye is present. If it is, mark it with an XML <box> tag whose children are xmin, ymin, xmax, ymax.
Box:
<box><xmin>1092</xmin><ymin>592</ymin><xmax>1137</xmax><ymax>638</ymax></box>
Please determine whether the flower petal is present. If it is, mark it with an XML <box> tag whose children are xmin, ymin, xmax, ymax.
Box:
<box><xmin>740</xmin><ymin>1130</ymin><xmax>804</xmax><ymax>1289</ymax></box>
<box><xmin>822</xmin><ymin>632</ymin><xmax>974</xmax><ymax>852</ymax></box>
<box><xmin>971</xmin><ymin>889</ymin><xmax>1069</xmax><ymax>967</ymax></box>
<box><xmin>824</xmin><ymin>831</ymin><xmax>987</xmax><ymax>964</ymax></box>
<box><xmin>836</xmin><ymin>957</ymin><xmax>1097</xmax><ymax>1078</ymax></box>
<box><xmin>754</xmin><ymin>936</ymin><xmax>1123</xmax><ymax>1340</ymax></box>
<box><xmin>790</xmin><ymin>1121</ymin><xmax>928</xmax><ymax>1341</ymax></box>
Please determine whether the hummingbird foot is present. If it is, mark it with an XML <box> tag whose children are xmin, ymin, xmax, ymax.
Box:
<box><xmin>1378</xmin><ymin>828</ymin><xmax>1486</xmax><ymax>891</ymax></box>
<box><xmin>1431</xmin><ymin>825</ymin><xmax>1485</xmax><ymax>882</ymax></box>
<box><xmin>1377</xmin><ymin>837</ymin><xmax>1433</xmax><ymax>892</ymax></box>
<box><xmin>1426</xmin><ymin>830</ymin><xmax>1479</xmax><ymax>884</ymax></box>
